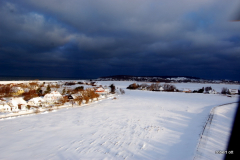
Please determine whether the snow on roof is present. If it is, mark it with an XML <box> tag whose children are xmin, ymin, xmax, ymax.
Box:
<box><xmin>29</xmin><ymin>97</ymin><xmax>45</xmax><ymax>103</ymax></box>
<box><xmin>49</xmin><ymin>91</ymin><xmax>62</xmax><ymax>95</ymax></box>
<box><xmin>229</xmin><ymin>89</ymin><xmax>238</xmax><ymax>93</ymax></box>
<box><xmin>8</xmin><ymin>97</ymin><xmax>27</xmax><ymax>107</ymax></box>
<box><xmin>11</xmin><ymin>87</ymin><xmax>24</xmax><ymax>92</ymax></box>
<box><xmin>44</xmin><ymin>91</ymin><xmax>62</xmax><ymax>97</ymax></box>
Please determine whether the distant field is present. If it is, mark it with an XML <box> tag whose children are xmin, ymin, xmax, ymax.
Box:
<box><xmin>96</xmin><ymin>81</ymin><xmax>240</xmax><ymax>92</ymax></box>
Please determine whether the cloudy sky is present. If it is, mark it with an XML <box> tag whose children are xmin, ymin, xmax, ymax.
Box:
<box><xmin>0</xmin><ymin>0</ymin><xmax>240</xmax><ymax>80</ymax></box>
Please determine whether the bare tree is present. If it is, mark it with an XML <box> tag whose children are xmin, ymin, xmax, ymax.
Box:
<box><xmin>221</xmin><ymin>87</ymin><xmax>228</xmax><ymax>94</ymax></box>
<box><xmin>163</xmin><ymin>84</ymin><xmax>176</xmax><ymax>91</ymax></box>
<box><xmin>119</xmin><ymin>88</ymin><xmax>125</xmax><ymax>94</ymax></box>
<box><xmin>74</xmin><ymin>96</ymin><xmax>83</xmax><ymax>105</ymax></box>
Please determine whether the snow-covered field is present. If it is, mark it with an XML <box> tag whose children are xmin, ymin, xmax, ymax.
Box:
<box><xmin>194</xmin><ymin>103</ymin><xmax>237</xmax><ymax>160</ymax></box>
<box><xmin>0</xmin><ymin>81</ymin><xmax>239</xmax><ymax>160</ymax></box>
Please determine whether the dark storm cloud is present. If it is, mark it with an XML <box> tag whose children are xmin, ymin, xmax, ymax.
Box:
<box><xmin>0</xmin><ymin>0</ymin><xmax>240</xmax><ymax>80</ymax></box>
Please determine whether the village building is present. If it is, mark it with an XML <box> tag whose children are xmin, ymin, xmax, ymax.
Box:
<box><xmin>10</xmin><ymin>87</ymin><xmax>24</xmax><ymax>96</ymax></box>
<box><xmin>183</xmin><ymin>88</ymin><xmax>192</xmax><ymax>93</ymax></box>
<box><xmin>7</xmin><ymin>97</ymin><xmax>27</xmax><ymax>112</ymax></box>
<box><xmin>159</xmin><ymin>87</ymin><xmax>164</xmax><ymax>91</ymax></box>
<box><xmin>43</xmin><ymin>91</ymin><xmax>63</xmax><ymax>104</ymax></box>
<box><xmin>18</xmin><ymin>104</ymin><xmax>27</xmax><ymax>111</ymax></box>
<box><xmin>27</xmin><ymin>97</ymin><xmax>46</xmax><ymax>107</ymax></box>
<box><xmin>95</xmin><ymin>87</ymin><xmax>110</xmax><ymax>97</ymax></box>
<box><xmin>0</xmin><ymin>101</ymin><xmax>11</xmax><ymax>112</ymax></box>
<box><xmin>208</xmin><ymin>89</ymin><xmax>217</xmax><ymax>94</ymax></box>
<box><xmin>228</xmin><ymin>89</ymin><xmax>238</xmax><ymax>95</ymax></box>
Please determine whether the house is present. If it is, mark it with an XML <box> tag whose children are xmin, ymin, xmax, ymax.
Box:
<box><xmin>159</xmin><ymin>87</ymin><xmax>164</xmax><ymax>91</ymax></box>
<box><xmin>27</xmin><ymin>97</ymin><xmax>45</xmax><ymax>107</ymax></box>
<box><xmin>183</xmin><ymin>88</ymin><xmax>192</xmax><ymax>93</ymax></box>
<box><xmin>7</xmin><ymin>97</ymin><xmax>27</xmax><ymax>112</ymax></box>
<box><xmin>95</xmin><ymin>87</ymin><xmax>108</xmax><ymax>94</ymax></box>
<box><xmin>10</xmin><ymin>87</ymin><xmax>24</xmax><ymax>96</ymax></box>
<box><xmin>0</xmin><ymin>101</ymin><xmax>11</xmax><ymax>112</ymax></box>
<box><xmin>228</xmin><ymin>89</ymin><xmax>238</xmax><ymax>95</ymax></box>
<box><xmin>67</xmin><ymin>95</ymin><xmax>74</xmax><ymax>100</ymax></box>
<box><xmin>44</xmin><ymin>91</ymin><xmax>63</xmax><ymax>104</ymax></box>
<box><xmin>71</xmin><ymin>93</ymin><xmax>82</xmax><ymax>99</ymax></box>
<box><xmin>18</xmin><ymin>104</ymin><xmax>27</xmax><ymax>111</ymax></box>
<box><xmin>95</xmin><ymin>87</ymin><xmax>110</xmax><ymax>96</ymax></box>
<box><xmin>208</xmin><ymin>89</ymin><xmax>217</xmax><ymax>94</ymax></box>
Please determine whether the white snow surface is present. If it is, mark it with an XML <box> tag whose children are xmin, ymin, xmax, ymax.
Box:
<box><xmin>194</xmin><ymin>103</ymin><xmax>237</xmax><ymax>160</ymax></box>
<box><xmin>0</xmin><ymin>81</ymin><xmax>239</xmax><ymax>160</ymax></box>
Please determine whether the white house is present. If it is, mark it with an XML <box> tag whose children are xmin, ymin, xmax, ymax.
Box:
<box><xmin>159</xmin><ymin>87</ymin><xmax>164</xmax><ymax>91</ymax></box>
<box><xmin>0</xmin><ymin>101</ymin><xmax>11</xmax><ymax>112</ymax></box>
<box><xmin>208</xmin><ymin>89</ymin><xmax>217</xmax><ymax>94</ymax></box>
<box><xmin>44</xmin><ymin>91</ymin><xmax>63</xmax><ymax>104</ymax></box>
<box><xmin>28</xmin><ymin>97</ymin><xmax>45</xmax><ymax>107</ymax></box>
<box><xmin>228</xmin><ymin>89</ymin><xmax>238</xmax><ymax>95</ymax></box>
<box><xmin>8</xmin><ymin>97</ymin><xmax>27</xmax><ymax>112</ymax></box>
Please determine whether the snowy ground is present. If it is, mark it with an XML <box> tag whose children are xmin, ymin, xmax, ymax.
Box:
<box><xmin>194</xmin><ymin>103</ymin><xmax>237</xmax><ymax>160</ymax></box>
<box><xmin>0</xmin><ymin>82</ymin><xmax>238</xmax><ymax>160</ymax></box>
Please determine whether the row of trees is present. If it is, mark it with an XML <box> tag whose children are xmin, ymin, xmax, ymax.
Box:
<box><xmin>0</xmin><ymin>85</ymin><xmax>11</xmax><ymax>96</ymax></box>
<box><xmin>127</xmin><ymin>83</ymin><xmax>176</xmax><ymax>91</ymax></box>
<box><xmin>65</xmin><ymin>81</ymin><xmax>96</xmax><ymax>86</ymax></box>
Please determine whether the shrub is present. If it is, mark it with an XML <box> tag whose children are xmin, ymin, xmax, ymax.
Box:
<box><xmin>59</xmin><ymin>96</ymin><xmax>69</xmax><ymax>104</ymax></box>
<box><xmin>163</xmin><ymin>84</ymin><xmax>176</xmax><ymax>91</ymax></box>
<box><xmin>36</xmin><ymin>87</ymin><xmax>43</xmax><ymax>96</ymax></box>
<box><xmin>27</xmin><ymin>105</ymin><xmax>31</xmax><ymax>110</ymax></box>
<box><xmin>74</xmin><ymin>96</ymin><xmax>83</xmax><ymax>105</ymax></box>
<box><xmin>34</xmin><ymin>109</ymin><xmax>40</xmax><ymax>114</ymax></box>
<box><xmin>120</xmin><ymin>88</ymin><xmax>125</xmax><ymax>94</ymax></box>
<box><xmin>109</xmin><ymin>84</ymin><xmax>116</xmax><ymax>93</ymax></box>
<box><xmin>62</xmin><ymin>88</ymin><xmax>66</xmax><ymax>95</ymax></box>
<box><xmin>48</xmin><ymin>108</ymin><xmax>53</xmax><ymax>112</ymax></box>
<box><xmin>0</xmin><ymin>85</ymin><xmax>11</xmax><ymax>97</ymax></box>
<box><xmin>221</xmin><ymin>87</ymin><xmax>228</xmax><ymax>94</ymax></box>
<box><xmin>205</xmin><ymin>86</ymin><xmax>212</xmax><ymax>92</ymax></box>
<box><xmin>44</xmin><ymin>85</ymin><xmax>51</xmax><ymax>94</ymax></box>
<box><xmin>126</xmin><ymin>83</ymin><xmax>138</xmax><ymax>89</ymax></box>
<box><xmin>81</xmin><ymin>89</ymin><xmax>98</xmax><ymax>103</ymax></box>
<box><xmin>65</xmin><ymin>82</ymin><xmax>76</xmax><ymax>86</ymax></box>
<box><xmin>74</xmin><ymin>86</ymin><xmax>84</xmax><ymax>92</ymax></box>
<box><xmin>198</xmin><ymin>87</ymin><xmax>204</xmax><ymax>93</ymax></box>
<box><xmin>23</xmin><ymin>90</ymin><xmax>38</xmax><ymax>101</ymax></box>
